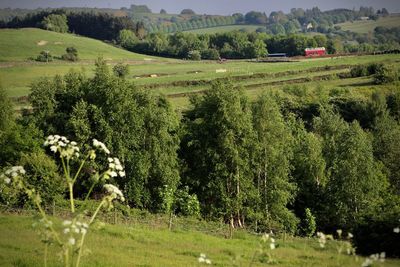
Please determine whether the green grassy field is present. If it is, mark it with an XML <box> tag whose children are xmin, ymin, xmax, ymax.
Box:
<box><xmin>336</xmin><ymin>15</ymin><xmax>400</xmax><ymax>33</ymax></box>
<box><xmin>0</xmin><ymin>214</ymin><xmax>399</xmax><ymax>267</ymax></box>
<box><xmin>1</xmin><ymin>53</ymin><xmax>399</xmax><ymax>99</ymax></box>
<box><xmin>0</xmin><ymin>28</ymin><xmax>167</xmax><ymax>62</ymax></box>
<box><xmin>184</xmin><ymin>25</ymin><xmax>261</xmax><ymax>34</ymax></box>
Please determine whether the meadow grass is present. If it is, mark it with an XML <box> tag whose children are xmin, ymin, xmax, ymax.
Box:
<box><xmin>336</xmin><ymin>15</ymin><xmax>400</xmax><ymax>34</ymax></box>
<box><xmin>1</xmin><ymin>53</ymin><xmax>399</xmax><ymax>97</ymax></box>
<box><xmin>1</xmin><ymin>214</ymin><xmax>399</xmax><ymax>267</ymax></box>
<box><xmin>0</xmin><ymin>28</ymin><xmax>167</xmax><ymax>62</ymax></box>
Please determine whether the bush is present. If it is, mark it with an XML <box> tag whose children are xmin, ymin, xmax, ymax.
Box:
<box><xmin>350</xmin><ymin>65</ymin><xmax>369</xmax><ymax>77</ymax></box>
<box><xmin>113</xmin><ymin>63</ymin><xmax>129</xmax><ymax>78</ymax></box>
<box><xmin>301</xmin><ymin>208</ymin><xmax>316</xmax><ymax>237</ymax></box>
<box><xmin>187</xmin><ymin>50</ymin><xmax>201</xmax><ymax>60</ymax></box>
<box><xmin>201</xmin><ymin>49</ymin><xmax>220</xmax><ymax>60</ymax></box>
<box><xmin>61</xmin><ymin>47</ymin><xmax>78</xmax><ymax>61</ymax></box>
<box><xmin>36</xmin><ymin>50</ymin><xmax>53</xmax><ymax>62</ymax></box>
<box><xmin>352</xmin><ymin>197</ymin><xmax>400</xmax><ymax>257</ymax></box>
<box><xmin>19</xmin><ymin>152</ymin><xmax>64</xmax><ymax>205</ymax></box>
<box><xmin>374</xmin><ymin>65</ymin><xmax>399</xmax><ymax>84</ymax></box>
<box><xmin>174</xmin><ymin>187</ymin><xmax>201</xmax><ymax>217</ymax></box>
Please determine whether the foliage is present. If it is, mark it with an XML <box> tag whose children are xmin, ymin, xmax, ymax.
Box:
<box><xmin>118</xmin><ymin>29</ymin><xmax>138</xmax><ymax>49</ymax></box>
<box><xmin>352</xmin><ymin>195</ymin><xmax>400</xmax><ymax>257</ymax></box>
<box><xmin>28</xmin><ymin>59</ymin><xmax>181</xmax><ymax>211</ymax></box>
<box><xmin>181</xmin><ymin>82</ymin><xmax>255</xmax><ymax>226</ymax></box>
<box><xmin>1</xmin><ymin>136</ymin><xmax>126</xmax><ymax>267</ymax></box>
<box><xmin>314</xmin><ymin>107</ymin><xmax>389</xmax><ymax>231</ymax></box>
<box><xmin>251</xmin><ymin>94</ymin><xmax>298</xmax><ymax>233</ymax></box>
<box><xmin>61</xmin><ymin>47</ymin><xmax>78</xmax><ymax>61</ymax></box>
<box><xmin>112</xmin><ymin>63</ymin><xmax>129</xmax><ymax>78</ymax></box>
<box><xmin>181</xmin><ymin>9</ymin><xmax>196</xmax><ymax>15</ymax></box>
<box><xmin>17</xmin><ymin>151</ymin><xmax>64</xmax><ymax>205</ymax></box>
<box><xmin>302</xmin><ymin>208</ymin><xmax>317</xmax><ymax>237</ymax></box>
<box><xmin>36</xmin><ymin>50</ymin><xmax>53</xmax><ymax>62</ymax></box>
<box><xmin>174</xmin><ymin>187</ymin><xmax>201</xmax><ymax>217</ymax></box>
<box><xmin>187</xmin><ymin>50</ymin><xmax>201</xmax><ymax>60</ymax></box>
<box><xmin>374</xmin><ymin>64</ymin><xmax>399</xmax><ymax>84</ymax></box>
<box><xmin>40</xmin><ymin>14</ymin><xmax>68</xmax><ymax>33</ymax></box>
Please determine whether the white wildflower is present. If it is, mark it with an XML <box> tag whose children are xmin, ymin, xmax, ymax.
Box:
<box><xmin>394</xmin><ymin>227</ymin><xmax>400</xmax><ymax>234</ymax></box>
<box><xmin>261</xmin><ymin>233</ymin><xmax>269</xmax><ymax>243</ymax></box>
<box><xmin>63</xmin><ymin>228</ymin><xmax>70</xmax><ymax>234</ymax></box>
<box><xmin>93</xmin><ymin>139</ymin><xmax>110</xmax><ymax>154</ymax></box>
<box><xmin>118</xmin><ymin>171</ymin><xmax>126</xmax><ymax>177</ymax></box>
<box><xmin>205</xmin><ymin>259</ymin><xmax>211</xmax><ymax>265</ymax></box>
<box><xmin>270</xmin><ymin>243</ymin><xmax>276</xmax><ymax>250</ymax></box>
<box><xmin>348</xmin><ymin>233</ymin><xmax>354</xmax><ymax>239</ymax></box>
<box><xmin>45</xmin><ymin>135</ymin><xmax>80</xmax><ymax>159</ymax></box>
<box><xmin>62</xmin><ymin>220</ymin><xmax>72</xmax><ymax>226</ymax></box>
<box><xmin>198</xmin><ymin>257</ymin><xmax>205</xmax><ymax>263</ymax></box>
<box><xmin>4</xmin><ymin>177</ymin><xmax>11</xmax><ymax>184</ymax></box>
<box><xmin>362</xmin><ymin>258</ymin><xmax>373</xmax><ymax>267</ymax></box>
<box><xmin>380</xmin><ymin>252</ymin><xmax>386</xmax><ymax>262</ymax></box>
<box><xmin>317</xmin><ymin>232</ymin><xmax>326</xmax><ymax>248</ymax></box>
<box><xmin>104</xmin><ymin>184</ymin><xmax>125</xmax><ymax>201</ymax></box>
<box><xmin>68</xmin><ymin>237</ymin><xmax>76</xmax><ymax>246</ymax></box>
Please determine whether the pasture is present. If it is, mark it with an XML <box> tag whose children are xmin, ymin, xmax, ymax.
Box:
<box><xmin>0</xmin><ymin>214</ymin><xmax>399</xmax><ymax>267</ymax></box>
<box><xmin>0</xmin><ymin>28</ymin><xmax>167</xmax><ymax>62</ymax></box>
<box><xmin>336</xmin><ymin>14</ymin><xmax>400</xmax><ymax>33</ymax></box>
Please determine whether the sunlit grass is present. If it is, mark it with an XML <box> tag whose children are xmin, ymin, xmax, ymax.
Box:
<box><xmin>1</xmin><ymin>214</ymin><xmax>399</xmax><ymax>267</ymax></box>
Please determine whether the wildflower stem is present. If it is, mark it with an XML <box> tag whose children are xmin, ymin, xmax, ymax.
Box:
<box><xmin>89</xmin><ymin>199</ymin><xmax>106</xmax><ymax>225</ymax></box>
<box><xmin>75</xmin><ymin>232</ymin><xmax>87</xmax><ymax>267</ymax></box>
<box><xmin>72</xmin><ymin>154</ymin><xmax>89</xmax><ymax>184</ymax></box>
<box><xmin>68</xmin><ymin>182</ymin><xmax>75</xmax><ymax>213</ymax></box>
<box><xmin>44</xmin><ymin>243</ymin><xmax>48</xmax><ymax>267</ymax></box>
<box><xmin>84</xmin><ymin>181</ymin><xmax>97</xmax><ymax>203</ymax></box>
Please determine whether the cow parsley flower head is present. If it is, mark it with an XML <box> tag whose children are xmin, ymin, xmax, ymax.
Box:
<box><xmin>317</xmin><ymin>232</ymin><xmax>327</xmax><ymax>248</ymax></box>
<box><xmin>104</xmin><ymin>184</ymin><xmax>125</xmax><ymax>201</ymax></box>
<box><xmin>1</xmin><ymin>166</ymin><xmax>26</xmax><ymax>185</ymax></box>
<box><xmin>394</xmin><ymin>227</ymin><xmax>400</xmax><ymax>234</ymax></box>
<box><xmin>93</xmin><ymin>139</ymin><xmax>110</xmax><ymax>154</ymax></box>
<box><xmin>44</xmin><ymin>135</ymin><xmax>80</xmax><ymax>159</ymax></box>
<box><xmin>105</xmin><ymin>157</ymin><xmax>125</xmax><ymax>179</ymax></box>
<box><xmin>198</xmin><ymin>253</ymin><xmax>211</xmax><ymax>265</ymax></box>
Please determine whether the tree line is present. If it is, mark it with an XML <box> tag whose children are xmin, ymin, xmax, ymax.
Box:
<box><xmin>1</xmin><ymin>60</ymin><xmax>400</xmax><ymax>256</ymax></box>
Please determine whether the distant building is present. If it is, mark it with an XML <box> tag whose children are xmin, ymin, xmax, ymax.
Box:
<box><xmin>360</xmin><ymin>16</ymin><xmax>370</xmax><ymax>20</ymax></box>
<box><xmin>305</xmin><ymin>47</ymin><xmax>326</xmax><ymax>57</ymax></box>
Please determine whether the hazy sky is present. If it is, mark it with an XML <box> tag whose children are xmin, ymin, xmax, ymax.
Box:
<box><xmin>1</xmin><ymin>0</ymin><xmax>399</xmax><ymax>14</ymax></box>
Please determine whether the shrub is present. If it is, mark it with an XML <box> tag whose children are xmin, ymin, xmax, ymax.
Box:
<box><xmin>374</xmin><ymin>65</ymin><xmax>399</xmax><ymax>84</ymax></box>
<box><xmin>113</xmin><ymin>63</ymin><xmax>129</xmax><ymax>78</ymax></box>
<box><xmin>352</xmin><ymin>199</ymin><xmax>400</xmax><ymax>257</ymax></box>
<box><xmin>187</xmin><ymin>50</ymin><xmax>201</xmax><ymax>60</ymax></box>
<box><xmin>18</xmin><ymin>151</ymin><xmax>64</xmax><ymax>205</ymax></box>
<box><xmin>301</xmin><ymin>208</ymin><xmax>316</xmax><ymax>237</ymax></box>
<box><xmin>61</xmin><ymin>47</ymin><xmax>78</xmax><ymax>61</ymax></box>
<box><xmin>201</xmin><ymin>49</ymin><xmax>220</xmax><ymax>60</ymax></box>
<box><xmin>174</xmin><ymin>187</ymin><xmax>201</xmax><ymax>217</ymax></box>
<box><xmin>36</xmin><ymin>50</ymin><xmax>53</xmax><ymax>62</ymax></box>
<box><xmin>350</xmin><ymin>65</ymin><xmax>369</xmax><ymax>77</ymax></box>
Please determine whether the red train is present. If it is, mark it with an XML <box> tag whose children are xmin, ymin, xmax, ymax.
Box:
<box><xmin>305</xmin><ymin>47</ymin><xmax>326</xmax><ymax>57</ymax></box>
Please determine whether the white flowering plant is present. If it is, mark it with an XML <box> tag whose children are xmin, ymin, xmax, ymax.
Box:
<box><xmin>1</xmin><ymin>135</ymin><xmax>126</xmax><ymax>267</ymax></box>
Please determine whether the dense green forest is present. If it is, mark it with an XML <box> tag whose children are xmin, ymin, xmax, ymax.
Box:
<box><xmin>1</xmin><ymin>59</ymin><xmax>400</xmax><ymax>257</ymax></box>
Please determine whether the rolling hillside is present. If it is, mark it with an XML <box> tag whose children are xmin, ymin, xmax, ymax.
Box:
<box><xmin>0</xmin><ymin>28</ymin><xmax>163</xmax><ymax>62</ymax></box>
<box><xmin>336</xmin><ymin>14</ymin><xmax>400</xmax><ymax>33</ymax></box>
